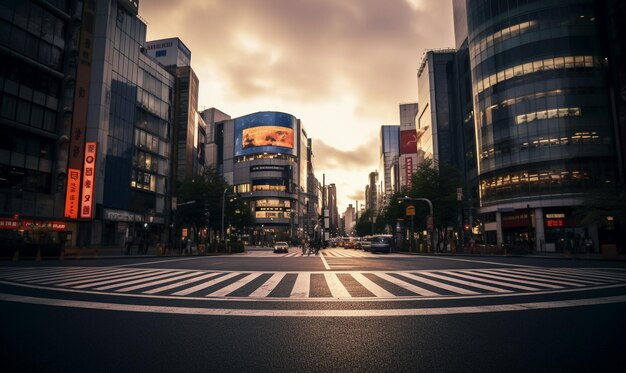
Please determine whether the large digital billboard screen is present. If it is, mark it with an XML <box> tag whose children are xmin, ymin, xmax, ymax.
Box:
<box><xmin>235</xmin><ymin>112</ymin><xmax>297</xmax><ymax>156</ymax></box>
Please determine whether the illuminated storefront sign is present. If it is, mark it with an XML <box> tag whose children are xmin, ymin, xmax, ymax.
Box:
<box><xmin>0</xmin><ymin>219</ymin><xmax>67</xmax><ymax>231</ymax></box>
<box><xmin>405</xmin><ymin>157</ymin><xmax>413</xmax><ymax>188</ymax></box>
<box><xmin>80</xmin><ymin>142</ymin><xmax>97</xmax><ymax>219</ymax></box>
<box><xmin>64</xmin><ymin>169</ymin><xmax>81</xmax><ymax>219</ymax></box>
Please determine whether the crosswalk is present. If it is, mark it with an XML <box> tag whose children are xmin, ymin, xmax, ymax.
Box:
<box><xmin>1</xmin><ymin>266</ymin><xmax>625</xmax><ymax>300</ymax></box>
<box><xmin>247</xmin><ymin>248</ymin><xmax>398</xmax><ymax>258</ymax></box>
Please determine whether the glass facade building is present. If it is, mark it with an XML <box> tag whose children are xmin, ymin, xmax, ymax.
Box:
<box><xmin>379</xmin><ymin>125</ymin><xmax>400</xmax><ymax>205</ymax></box>
<box><xmin>464</xmin><ymin>0</ymin><xmax>620</xmax><ymax>249</ymax></box>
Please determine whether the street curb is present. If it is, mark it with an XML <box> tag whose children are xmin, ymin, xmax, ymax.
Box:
<box><xmin>394</xmin><ymin>251</ymin><xmax>626</xmax><ymax>262</ymax></box>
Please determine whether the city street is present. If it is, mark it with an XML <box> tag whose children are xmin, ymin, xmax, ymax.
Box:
<box><xmin>1</xmin><ymin>247</ymin><xmax>626</xmax><ymax>372</ymax></box>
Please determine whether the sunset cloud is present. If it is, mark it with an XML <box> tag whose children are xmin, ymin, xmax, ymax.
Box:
<box><xmin>140</xmin><ymin>0</ymin><xmax>454</xmax><ymax>211</ymax></box>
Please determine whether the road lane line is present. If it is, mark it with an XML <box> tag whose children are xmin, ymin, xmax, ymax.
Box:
<box><xmin>320</xmin><ymin>252</ymin><xmax>331</xmax><ymax>270</ymax></box>
<box><xmin>290</xmin><ymin>273</ymin><xmax>310</xmax><ymax>298</ymax></box>
<box><xmin>377</xmin><ymin>273</ymin><xmax>439</xmax><ymax>296</ymax></box>
<box><xmin>2</xmin><ymin>293</ymin><xmax>625</xmax><ymax>317</ymax></box>
<box><xmin>324</xmin><ymin>273</ymin><xmax>351</xmax><ymax>298</ymax></box>
<box><xmin>207</xmin><ymin>273</ymin><xmax>263</xmax><ymax>297</ymax></box>
<box><xmin>171</xmin><ymin>272</ymin><xmax>240</xmax><ymax>296</ymax></box>
<box><xmin>350</xmin><ymin>273</ymin><xmax>394</xmax><ymax>297</ymax></box>
<box><xmin>248</xmin><ymin>273</ymin><xmax>286</xmax><ymax>298</ymax></box>
<box><xmin>142</xmin><ymin>272</ymin><xmax>222</xmax><ymax>294</ymax></box>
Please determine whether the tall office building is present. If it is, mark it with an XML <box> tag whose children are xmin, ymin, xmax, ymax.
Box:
<box><xmin>457</xmin><ymin>0</ymin><xmax>621</xmax><ymax>250</ymax></box>
<box><xmin>417</xmin><ymin>50</ymin><xmax>459</xmax><ymax>168</ymax></box>
<box><xmin>327</xmin><ymin>183</ymin><xmax>338</xmax><ymax>237</ymax></box>
<box><xmin>0</xmin><ymin>0</ymin><xmax>82</xmax><ymax>248</ymax></box>
<box><xmin>146</xmin><ymin>38</ymin><xmax>200</xmax><ymax>183</ymax></box>
<box><xmin>209</xmin><ymin>111</ymin><xmax>312</xmax><ymax>241</ymax></box>
<box><xmin>366</xmin><ymin>171</ymin><xmax>378</xmax><ymax>213</ymax></box>
<box><xmin>343</xmin><ymin>204</ymin><xmax>355</xmax><ymax>235</ymax></box>
<box><xmin>201</xmin><ymin>107</ymin><xmax>231</xmax><ymax>169</ymax></box>
<box><xmin>379</xmin><ymin>125</ymin><xmax>400</xmax><ymax>205</ymax></box>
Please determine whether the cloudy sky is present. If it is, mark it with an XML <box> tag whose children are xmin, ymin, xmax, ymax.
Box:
<box><xmin>140</xmin><ymin>0</ymin><xmax>455</xmax><ymax>212</ymax></box>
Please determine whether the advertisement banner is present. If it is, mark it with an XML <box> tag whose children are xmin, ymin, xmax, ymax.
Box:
<box><xmin>234</xmin><ymin>112</ymin><xmax>296</xmax><ymax>156</ymax></box>
<box><xmin>80</xmin><ymin>142</ymin><xmax>97</xmax><ymax>219</ymax></box>
<box><xmin>400</xmin><ymin>130</ymin><xmax>418</xmax><ymax>154</ymax></box>
<box><xmin>64</xmin><ymin>168</ymin><xmax>81</xmax><ymax>219</ymax></box>
<box><xmin>405</xmin><ymin>157</ymin><xmax>413</xmax><ymax>188</ymax></box>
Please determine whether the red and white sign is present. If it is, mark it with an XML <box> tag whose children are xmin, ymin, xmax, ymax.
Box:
<box><xmin>80</xmin><ymin>142</ymin><xmax>97</xmax><ymax>219</ymax></box>
<box><xmin>0</xmin><ymin>219</ymin><xmax>67</xmax><ymax>231</ymax></box>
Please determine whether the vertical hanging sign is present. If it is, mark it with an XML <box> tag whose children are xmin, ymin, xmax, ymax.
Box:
<box><xmin>80</xmin><ymin>142</ymin><xmax>97</xmax><ymax>219</ymax></box>
<box><xmin>64</xmin><ymin>0</ymin><xmax>96</xmax><ymax>219</ymax></box>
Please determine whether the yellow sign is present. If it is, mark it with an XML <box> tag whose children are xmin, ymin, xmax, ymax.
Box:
<box><xmin>406</xmin><ymin>205</ymin><xmax>416</xmax><ymax>216</ymax></box>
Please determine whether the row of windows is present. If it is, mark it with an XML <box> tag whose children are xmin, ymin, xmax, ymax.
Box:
<box><xmin>1</xmin><ymin>54</ymin><xmax>61</xmax><ymax>101</ymax></box>
<box><xmin>0</xmin><ymin>164</ymin><xmax>50</xmax><ymax>193</ymax></box>
<box><xmin>0</xmin><ymin>0</ymin><xmax>66</xmax><ymax>47</ymax></box>
<box><xmin>515</xmin><ymin>107</ymin><xmax>581</xmax><ymax>125</ymax></box>
<box><xmin>255</xmin><ymin>199</ymin><xmax>291</xmax><ymax>208</ymax></box>
<box><xmin>134</xmin><ymin>128</ymin><xmax>164</xmax><ymax>155</ymax></box>
<box><xmin>0</xmin><ymin>19</ymin><xmax>64</xmax><ymax>71</ymax></box>
<box><xmin>474</xmin><ymin>55</ymin><xmax>596</xmax><ymax>94</ymax></box>
<box><xmin>470</xmin><ymin>4</ymin><xmax>598</xmax><ymax>65</ymax></box>
<box><xmin>479</xmin><ymin>163</ymin><xmax>614</xmax><ymax>202</ymax></box>
<box><xmin>0</xmin><ymin>93</ymin><xmax>57</xmax><ymax>133</ymax></box>
<box><xmin>479</xmin><ymin>131</ymin><xmax>608</xmax><ymax>160</ymax></box>
<box><xmin>252</xmin><ymin>185</ymin><xmax>287</xmax><ymax>192</ymax></box>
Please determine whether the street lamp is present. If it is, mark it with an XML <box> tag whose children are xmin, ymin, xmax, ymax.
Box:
<box><xmin>400</xmin><ymin>196</ymin><xmax>434</xmax><ymax>253</ymax></box>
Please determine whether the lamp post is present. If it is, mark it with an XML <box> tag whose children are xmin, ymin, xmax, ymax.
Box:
<box><xmin>400</xmin><ymin>196</ymin><xmax>434</xmax><ymax>253</ymax></box>
<box><xmin>221</xmin><ymin>187</ymin><xmax>228</xmax><ymax>250</ymax></box>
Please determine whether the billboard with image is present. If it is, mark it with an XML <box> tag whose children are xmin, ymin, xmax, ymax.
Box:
<box><xmin>235</xmin><ymin>112</ymin><xmax>297</xmax><ymax>156</ymax></box>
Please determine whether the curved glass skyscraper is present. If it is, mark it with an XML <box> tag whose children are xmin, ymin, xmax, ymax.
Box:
<box><xmin>466</xmin><ymin>0</ymin><xmax>620</xmax><ymax>249</ymax></box>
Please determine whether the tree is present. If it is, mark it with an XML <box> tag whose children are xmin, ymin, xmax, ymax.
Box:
<box><xmin>355</xmin><ymin>209</ymin><xmax>376</xmax><ymax>236</ymax></box>
<box><xmin>575</xmin><ymin>185</ymin><xmax>626</xmax><ymax>246</ymax></box>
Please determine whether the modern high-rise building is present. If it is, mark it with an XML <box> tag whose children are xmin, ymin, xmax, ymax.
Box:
<box><xmin>454</xmin><ymin>0</ymin><xmax>622</xmax><ymax>250</ymax></box>
<box><xmin>343</xmin><ymin>204</ymin><xmax>355</xmax><ymax>235</ymax></box>
<box><xmin>379</xmin><ymin>125</ymin><xmax>400</xmax><ymax>205</ymax></box>
<box><xmin>207</xmin><ymin>111</ymin><xmax>312</xmax><ymax>241</ymax></box>
<box><xmin>417</xmin><ymin>50</ymin><xmax>459</xmax><ymax>168</ymax></box>
<box><xmin>366</xmin><ymin>171</ymin><xmax>378</xmax><ymax>213</ymax></box>
<box><xmin>327</xmin><ymin>183</ymin><xmax>339</xmax><ymax>237</ymax></box>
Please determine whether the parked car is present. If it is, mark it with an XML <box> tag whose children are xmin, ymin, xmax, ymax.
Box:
<box><xmin>273</xmin><ymin>241</ymin><xmax>289</xmax><ymax>253</ymax></box>
<box><xmin>370</xmin><ymin>235</ymin><xmax>393</xmax><ymax>253</ymax></box>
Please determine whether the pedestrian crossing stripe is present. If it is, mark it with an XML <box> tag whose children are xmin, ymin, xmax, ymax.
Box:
<box><xmin>1</xmin><ymin>266</ymin><xmax>625</xmax><ymax>300</ymax></box>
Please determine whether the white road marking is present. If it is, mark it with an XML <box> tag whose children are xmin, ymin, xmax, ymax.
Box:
<box><xmin>350</xmin><ymin>273</ymin><xmax>395</xmax><ymax>297</ymax></box>
<box><xmin>39</xmin><ymin>268</ymin><xmax>130</xmax><ymax>285</ymax></box>
<box><xmin>248</xmin><ymin>273</ymin><xmax>286</xmax><ymax>297</ymax></box>
<box><xmin>320</xmin><ymin>252</ymin><xmax>331</xmax><ymax>270</ymax></box>
<box><xmin>1</xmin><ymin>292</ymin><xmax>625</xmax><ymax>317</ymax></box>
<box><xmin>115</xmin><ymin>271</ymin><xmax>200</xmax><ymax>293</ymax></box>
<box><xmin>207</xmin><ymin>273</ymin><xmax>263</xmax><ymax>297</ymax></box>
<box><xmin>94</xmin><ymin>271</ymin><xmax>183</xmax><ymax>291</ymax></box>
<box><xmin>417</xmin><ymin>256</ymin><xmax>534</xmax><ymax>268</ymax></box>
<box><xmin>112</xmin><ymin>256</ymin><xmax>211</xmax><ymax>268</ymax></box>
<box><xmin>400</xmin><ymin>272</ymin><xmax>481</xmax><ymax>295</ymax></box>
<box><xmin>375</xmin><ymin>273</ymin><xmax>439</xmax><ymax>296</ymax></box>
<box><xmin>171</xmin><ymin>272</ymin><xmax>240</xmax><ymax>296</ymax></box>
<box><xmin>143</xmin><ymin>272</ymin><xmax>223</xmax><ymax>295</ymax></box>
<box><xmin>481</xmin><ymin>269</ymin><xmax>587</xmax><ymax>287</ymax></box>
<box><xmin>290</xmin><ymin>273</ymin><xmax>310</xmax><ymax>298</ymax></box>
<box><xmin>324</xmin><ymin>273</ymin><xmax>351</xmax><ymax>298</ymax></box>
<box><xmin>55</xmin><ymin>269</ymin><xmax>163</xmax><ymax>288</ymax></box>
<box><xmin>512</xmin><ymin>268</ymin><xmax>604</xmax><ymax>285</ymax></box>
<box><xmin>462</xmin><ymin>270</ymin><xmax>563</xmax><ymax>289</ymax></box>
<box><xmin>441</xmin><ymin>271</ymin><xmax>539</xmax><ymax>291</ymax></box>
<box><xmin>418</xmin><ymin>271</ymin><xmax>512</xmax><ymax>293</ymax></box>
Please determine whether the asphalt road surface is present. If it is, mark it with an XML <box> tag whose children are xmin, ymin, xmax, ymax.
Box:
<box><xmin>1</xmin><ymin>247</ymin><xmax>625</xmax><ymax>372</ymax></box>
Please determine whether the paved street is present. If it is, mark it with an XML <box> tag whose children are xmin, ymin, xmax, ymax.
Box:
<box><xmin>1</xmin><ymin>247</ymin><xmax>626</xmax><ymax>372</ymax></box>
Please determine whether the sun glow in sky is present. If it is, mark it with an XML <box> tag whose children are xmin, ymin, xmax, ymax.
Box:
<box><xmin>140</xmin><ymin>0</ymin><xmax>454</xmax><ymax>212</ymax></box>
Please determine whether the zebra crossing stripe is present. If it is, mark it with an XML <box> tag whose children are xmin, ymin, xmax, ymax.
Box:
<box><xmin>481</xmin><ymin>269</ymin><xmax>588</xmax><ymax>287</ymax></box>
<box><xmin>94</xmin><ymin>271</ymin><xmax>186</xmax><ymax>291</ymax></box>
<box><xmin>376</xmin><ymin>273</ymin><xmax>439</xmax><ymax>296</ymax></box>
<box><xmin>418</xmin><ymin>271</ymin><xmax>512</xmax><ymax>293</ymax></box>
<box><xmin>511</xmin><ymin>268</ymin><xmax>604</xmax><ymax>285</ymax></box>
<box><xmin>53</xmin><ymin>269</ymin><xmax>160</xmax><ymax>288</ymax></box>
<box><xmin>143</xmin><ymin>272</ymin><xmax>223</xmax><ymax>295</ymax></box>
<box><xmin>207</xmin><ymin>273</ymin><xmax>263</xmax><ymax>297</ymax></box>
<box><xmin>248</xmin><ymin>273</ymin><xmax>286</xmax><ymax>297</ymax></box>
<box><xmin>466</xmin><ymin>270</ymin><xmax>563</xmax><ymax>289</ymax></box>
<box><xmin>324</xmin><ymin>273</ymin><xmax>351</xmax><ymax>298</ymax></box>
<box><xmin>4</xmin><ymin>267</ymin><xmax>98</xmax><ymax>282</ymax></box>
<box><xmin>39</xmin><ymin>268</ymin><xmax>130</xmax><ymax>285</ymax></box>
<box><xmin>114</xmin><ymin>271</ymin><xmax>201</xmax><ymax>293</ymax></box>
<box><xmin>443</xmin><ymin>271</ymin><xmax>538</xmax><ymax>291</ymax></box>
<box><xmin>290</xmin><ymin>273</ymin><xmax>310</xmax><ymax>298</ymax></box>
<box><xmin>171</xmin><ymin>272</ymin><xmax>240</xmax><ymax>296</ymax></box>
<box><xmin>401</xmin><ymin>272</ymin><xmax>481</xmax><ymax>295</ymax></box>
<box><xmin>350</xmin><ymin>273</ymin><xmax>394</xmax><ymax>297</ymax></box>
<box><xmin>69</xmin><ymin>270</ymin><xmax>168</xmax><ymax>289</ymax></box>
<box><xmin>555</xmin><ymin>268</ymin><xmax>626</xmax><ymax>282</ymax></box>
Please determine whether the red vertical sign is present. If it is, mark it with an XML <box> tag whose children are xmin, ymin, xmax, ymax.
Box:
<box><xmin>80</xmin><ymin>142</ymin><xmax>97</xmax><ymax>219</ymax></box>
